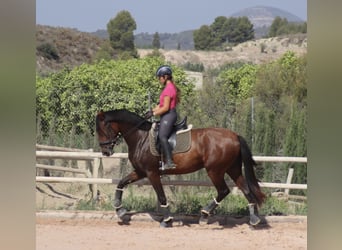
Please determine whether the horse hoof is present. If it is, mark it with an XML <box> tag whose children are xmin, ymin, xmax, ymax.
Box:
<box><xmin>199</xmin><ymin>215</ymin><xmax>209</xmax><ymax>226</ymax></box>
<box><xmin>117</xmin><ymin>208</ymin><xmax>131</xmax><ymax>223</ymax></box>
<box><xmin>249</xmin><ymin>214</ymin><xmax>261</xmax><ymax>226</ymax></box>
<box><xmin>160</xmin><ymin>220</ymin><xmax>173</xmax><ymax>228</ymax></box>
<box><xmin>121</xmin><ymin>214</ymin><xmax>132</xmax><ymax>224</ymax></box>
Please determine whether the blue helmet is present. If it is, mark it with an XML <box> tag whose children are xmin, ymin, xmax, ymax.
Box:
<box><xmin>156</xmin><ymin>65</ymin><xmax>172</xmax><ymax>77</ymax></box>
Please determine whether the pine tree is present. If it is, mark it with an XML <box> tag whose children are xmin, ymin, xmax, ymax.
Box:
<box><xmin>107</xmin><ymin>10</ymin><xmax>138</xmax><ymax>58</ymax></box>
<box><xmin>193</xmin><ymin>25</ymin><xmax>213</xmax><ymax>50</ymax></box>
<box><xmin>152</xmin><ymin>32</ymin><xmax>161</xmax><ymax>49</ymax></box>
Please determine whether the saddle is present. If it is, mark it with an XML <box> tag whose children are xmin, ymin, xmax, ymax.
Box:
<box><xmin>149</xmin><ymin>116</ymin><xmax>192</xmax><ymax>156</ymax></box>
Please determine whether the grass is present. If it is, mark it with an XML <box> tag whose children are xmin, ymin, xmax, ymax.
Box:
<box><xmin>73</xmin><ymin>187</ymin><xmax>307</xmax><ymax>216</ymax></box>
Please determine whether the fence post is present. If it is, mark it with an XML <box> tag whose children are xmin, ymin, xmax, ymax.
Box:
<box><xmin>285</xmin><ymin>168</ymin><xmax>294</xmax><ymax>195</ymax></box>
<box><xmin>92</xmin><ymin>157</ymin><xmax>100</xmax><ymax>198</ymax></box>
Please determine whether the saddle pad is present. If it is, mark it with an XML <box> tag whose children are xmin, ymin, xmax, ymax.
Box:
<box><xmin>149</xmin><ymin>124</ymin><xmax>192</xmax><ymax>156</ymax></box>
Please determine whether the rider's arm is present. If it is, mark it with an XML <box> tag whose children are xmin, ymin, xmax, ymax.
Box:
<box><xmin>153</xmin><ymin>96</ymin><xmax>171</xmax><ymax>116</ymax></box>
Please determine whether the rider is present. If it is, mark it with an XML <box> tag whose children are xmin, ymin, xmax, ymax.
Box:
<box><xmin>149</xmin><ymin>65</ymin><xmax>180</xmax><ymax>170</ymax></box>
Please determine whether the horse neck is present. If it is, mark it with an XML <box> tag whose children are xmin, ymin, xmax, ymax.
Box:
<box><xmin>118</xmin><ymin>123</ymin><xmax>147</xmax><ymax>148</ymax></box>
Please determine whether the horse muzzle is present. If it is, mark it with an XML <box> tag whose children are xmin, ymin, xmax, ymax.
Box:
<box><xmin>101</xmin><ymin>147</ymin><xmax>114</xmax><ymax>156</ymax></box>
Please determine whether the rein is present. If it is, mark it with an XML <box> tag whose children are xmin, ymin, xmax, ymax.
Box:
<box><xmin>99</xmin><ymin>117</ymin><xmax>149</xmax><ymax>147</ymax></box>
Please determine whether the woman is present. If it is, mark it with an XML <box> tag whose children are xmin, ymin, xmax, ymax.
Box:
<box><xmin>149</xmin><ymin>65</ymin><xmax>180</xmax><ymax>170</ymax></box>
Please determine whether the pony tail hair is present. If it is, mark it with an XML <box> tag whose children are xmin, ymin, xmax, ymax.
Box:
<box><xmin>167</xmin><ymin>75</ymin><xmax>181</xmax><ymax>104</ymax></box>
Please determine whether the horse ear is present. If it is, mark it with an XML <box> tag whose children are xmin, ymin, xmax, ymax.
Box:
<box><xmin>97</xmin><ymin>110</ymin><xmax>105</xmax><ymax>121</ymax></box>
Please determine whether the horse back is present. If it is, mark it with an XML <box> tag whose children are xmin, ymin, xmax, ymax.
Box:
<box><xmin>187</xmin><ymin>127</ymin><xmax>240</xmax><ymax>160</ymax></box>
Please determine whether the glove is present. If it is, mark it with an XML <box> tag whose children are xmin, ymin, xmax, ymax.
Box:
<box><xmin>144</xmin><ymin>110</ymin><xmax>153</xmax><ymax>119</ymax></box>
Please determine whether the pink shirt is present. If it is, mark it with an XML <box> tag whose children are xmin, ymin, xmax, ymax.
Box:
<box><xmin>159</xmin><ymin>82</ymin><xmax>177</xmax><ymax>110</ymax></box>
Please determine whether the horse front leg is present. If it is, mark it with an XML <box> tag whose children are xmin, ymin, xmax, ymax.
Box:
<box><xmin>148</xmin><ymin>172</ymin><xmax>173</xmax><ymax>228</ymax></box>
<box><xmin>114</xmin><ymin>171</ymin><xmax>143</xmax><ymax>224</ymax></box>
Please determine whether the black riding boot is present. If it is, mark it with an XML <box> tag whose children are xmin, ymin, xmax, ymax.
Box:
<box><xmin>159</xmin><ymin>139</ymin><xmax>177</xmax><ymax>170</ymax></box>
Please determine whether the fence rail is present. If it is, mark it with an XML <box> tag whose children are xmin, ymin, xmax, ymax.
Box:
<box><xmin>36</xmin><ymin>164</ymin><xmax>91</xmax><ymax>177</ymax></box>
<box><xmin>36</xmin><ymin>150</ymin><xmax>127</xmax><ymax>160</ymax></box>
<box><xmin>36</xmin><ymin>144</ymin><xmax>94</xmax><ymax>152</ymax></box>
<box><xmin>36</xmin><ymin>176</ymin><xmax>307</xmax><ymax>190</ymax></box>
<box><xmin>35</xmin><ymin>148</ymin><xmax>307</xmax><ymax>197</ymax></box>
<box><xmin>36</xmin><ymin>150</ymin><xmax>307</xmax><ymax>162</ymax></box>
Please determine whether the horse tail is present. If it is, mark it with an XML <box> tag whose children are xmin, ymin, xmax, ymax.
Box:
<box><xmin>238</xmin><ymin>135</ymin><xmax>266</xmax><ymax>207</ymax></box>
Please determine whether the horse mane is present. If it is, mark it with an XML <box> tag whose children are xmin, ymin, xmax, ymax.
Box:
<box><xmin>103</xmin><ymin>109</ymin><xmax>152</xmax><ymax>131</ymax></box>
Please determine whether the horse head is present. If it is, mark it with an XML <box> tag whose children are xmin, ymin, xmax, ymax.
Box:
<box><xmin>96</xmin><ymin>111</ymin><xmax>121</xmax><ymax>156</ymax></box>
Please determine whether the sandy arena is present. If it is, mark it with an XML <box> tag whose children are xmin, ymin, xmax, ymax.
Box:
<box><xmin>36</xmin><ymin>212</ymin><xmax>306</xmax><ymax>250</ymax></box>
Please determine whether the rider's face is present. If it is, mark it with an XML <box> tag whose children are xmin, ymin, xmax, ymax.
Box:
<box><xmin>158</xmin><ymin>76</ymin><xmax>166</xmax><ymax>85</ymax></box>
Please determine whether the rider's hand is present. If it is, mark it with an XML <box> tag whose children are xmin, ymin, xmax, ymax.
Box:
<box><xmin>144</xmin><ymin>110</ymin><xmax>153</xmax><ymax>119</ymax></box>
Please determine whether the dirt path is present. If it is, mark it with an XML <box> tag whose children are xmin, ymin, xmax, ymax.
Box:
<box><xmin>36</xmin><ymin>212</ymin><xmax>306</xmax><ymax>250</ymax></box>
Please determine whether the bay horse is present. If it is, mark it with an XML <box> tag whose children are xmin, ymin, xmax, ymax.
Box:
<box><xmin>96</xmin><ymin>109</ymin><xmax>266</xmax><ymax>227</ymax></box>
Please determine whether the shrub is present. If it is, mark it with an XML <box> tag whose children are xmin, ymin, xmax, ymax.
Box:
<box><xmin>37</xmin><ymin>42</ymin><xmax>59</xmax><ymax>60</ymax></box>
<box><xmin>181</xmin><ymin>62</ymin><xmax>205</xmax><ymax>72</ymax></box>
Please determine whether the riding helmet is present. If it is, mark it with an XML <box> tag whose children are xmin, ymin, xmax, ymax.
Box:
<box><xmin>156</xmin><ymin>65</ymin><xmax>172</xmax><ymax>77</ymax></box>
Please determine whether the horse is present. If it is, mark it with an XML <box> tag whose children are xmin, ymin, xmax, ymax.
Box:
<box><xmin>96</xmin><ymin>109</ymin><xmax>266</xmax><ymax>227</ymax></box>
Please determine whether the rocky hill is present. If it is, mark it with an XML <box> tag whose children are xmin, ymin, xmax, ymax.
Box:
<box><xmin>36</xmin><ymin>25</ymin><xmax>307</xmax><ymax>75</ymax></box>
<box><xmin>231</xmin><ymin>5</ymin><xmax>304</xmax><ymax>28</ymax></box>
<box><xmin>231</xmin><ymin>5</ymin><xmax>304</xmax><ymax>38</ymax></box>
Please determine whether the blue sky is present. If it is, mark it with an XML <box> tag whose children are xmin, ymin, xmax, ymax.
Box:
<box><xmin>36</xmin><ymin>0</ymin><xmax>307</xmax><ymax>34</ymax></box>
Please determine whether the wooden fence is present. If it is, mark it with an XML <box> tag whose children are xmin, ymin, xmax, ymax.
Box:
<box><xmin>36</xmin><ymin>144</ymin><xmax>307</xmax><ymax>197</ymax></box>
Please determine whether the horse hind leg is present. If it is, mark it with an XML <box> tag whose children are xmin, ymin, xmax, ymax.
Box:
<box><xmin>228</xmin><ymin>169</ymin><xmax>262</xmax><ymax>226</ymax></box>
<box><xmin>200</xmin><ymin>174</ymin><xmax>230</xmax><ymax>225</ymax></box>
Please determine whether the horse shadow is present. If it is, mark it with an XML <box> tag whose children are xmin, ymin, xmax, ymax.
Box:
<box><xmin>124</xmin><ymin>212</ymin><xmax>271</xmax><ymax>230</ymax></box>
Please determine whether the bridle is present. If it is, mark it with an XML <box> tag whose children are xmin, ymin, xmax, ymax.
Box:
<box><xmin>99</xmin><ymin>117</ymin><xmax>148</xmax><ymax>148</ymax></box>
<box><xmin>99</xmin><ymin>122</ymin><xmax>121</xmax><ymax>147</ymax></box>
<box><xmin>99</xmin><ymin>134</ymin><xmax>122</xmax><ymax>147</ymax></box>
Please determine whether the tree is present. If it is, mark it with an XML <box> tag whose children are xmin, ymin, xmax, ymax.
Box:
<box><xmin>193</xmin><ymin>63</ymin><xmax>257</xmax><ymax>129</ymax></box>
<box><xmin>236</xmin><ymin>17</ymin><xmax>255</xmax><ymax>42</ymax></box>
<box><xmin>268</xmin><ymin>17</ymin><xmax>286</xmax><ymax>37</ymax></box>
<box><xmin>193</xmin><ymin>16</ymin><xmax>254</xmax><ymax>50</ymax></box>
<box><xmin>152</xmin><ymin>32</ymin><xmax>161</xmax><ymax>49</ymax></box>
<box><xmin>107</xmin><ymin>10</ymin><xmax>138</xmax><ymax>59</ymax></box>
<box><xmin>225</xmin><ymin>17</ymin><xmax>254</xmax><ymax>44</ymax></box>
<box><xmin>268</xmin><ymin>17</ymin><xmax>307</xmax><ymax>37</ymax></box>
<box><xmin>210</xmin><ymin>16</ymin><xmax>229</xmax><ymax>47</ymax></box>
<box><xmin>252</xmin><ymin>53</ymin><xmax>307</xmax><ymax>183</ymax></box>
<box><xmin>193</xmin><ymin>25</ymin><xmax>213</xmax><ymax>50</ymax></box>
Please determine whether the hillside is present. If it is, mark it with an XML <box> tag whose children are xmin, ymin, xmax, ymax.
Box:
<box><xmin>93</xmin><ymin>6</ymin><xmax>305</xmax><ymax>49</ymax></box>
<box><xmin>36</xmin><ymin>25</ymin><xmax>106</xmax><ymax>75</ymax></box>
<box><xmin>138</xmin><ymin>34</ymin><xmax>307</xmax><ymax>69</ymax></box>
<box><xmin>36</xmin><ymin>25</ymin><xmax>307</xmax><ymax>75</ymax></box>
<box><xmin>231</xmin><ymin>5</ymin><xmax>303</xmax><ymax>28</ymax></box>
<box><xmin>134</xmin><ymin>30</ymin><xmax>195</xmax><ymax>50</ymax></box>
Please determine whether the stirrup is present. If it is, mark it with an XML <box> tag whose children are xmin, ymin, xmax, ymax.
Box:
<box><xmin>159</xmin><ymin>162</ymin><xmax>177</xmax><ymax>171</ymax></box>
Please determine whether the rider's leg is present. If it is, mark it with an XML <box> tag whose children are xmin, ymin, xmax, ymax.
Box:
<box><xmin>158</xmin><ymin>110</ymin><xmax>177</xmax><ymax>170</ymax></box>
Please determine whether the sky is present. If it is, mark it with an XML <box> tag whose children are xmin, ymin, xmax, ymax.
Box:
<box><xmin>36</xmin><ymin>0</ymin><xmax>307</xmax><ymax>34</ymax></box>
